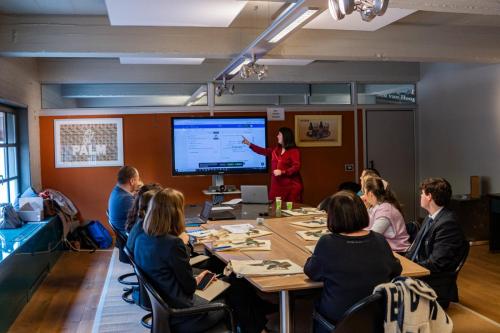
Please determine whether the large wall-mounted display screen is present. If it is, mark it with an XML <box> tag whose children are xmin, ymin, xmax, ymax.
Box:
<box><xmin>171</xmin><ymin>117</ymin><xmax>268</xmax><ymax>175</ymax></box>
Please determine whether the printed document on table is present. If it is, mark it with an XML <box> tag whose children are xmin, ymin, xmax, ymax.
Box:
<box><xmin>221</xmin><ymin>224</ymin><xmax>255</xmax><ymax>234</ymax></box>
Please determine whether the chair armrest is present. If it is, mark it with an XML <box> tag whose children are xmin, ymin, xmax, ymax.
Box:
<box><xmin>170</xmin><ymin>302</ymin><xmax>230</xmax><ymax>316</ymax></box>
<box><xmin>171</xmin><ymin>303</ymin><xmax>235</xmax><ymax>331</ymax></box>
<box><xmin>313</xmin><ymin>310</ymin><xmax>336</xmax><ymax>332</ymax></box>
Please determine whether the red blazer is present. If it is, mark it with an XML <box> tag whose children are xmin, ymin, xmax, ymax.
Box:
<box><xmin>250</xmin><ymin>144</ymin><xmax>303</xmax><ymax>203</ymax></box>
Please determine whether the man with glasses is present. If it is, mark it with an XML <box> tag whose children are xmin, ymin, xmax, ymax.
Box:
<box><xmin>406</xmin><ymin>178</ymin><xmax>468</xmax><ymax>309</ymax></box>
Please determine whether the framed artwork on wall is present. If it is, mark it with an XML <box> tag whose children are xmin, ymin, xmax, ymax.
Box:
<box><xmin>294</xmin><ymin>115</ymin><xmax>342</xmax><ymax>147</ymax></box>
<box><xmin>54</xmin><ymin>118</ymin><xmax>124</xmax><ymax>168</ymax></box>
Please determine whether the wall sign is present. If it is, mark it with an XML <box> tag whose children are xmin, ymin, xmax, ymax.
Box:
<box><xmin>54</xmin><ymin>118</ymin><xmax>124</xmax><ymax>168</ymax></box>
<box><xmin>267</xmin><ymin>107</ymin><xmax>285</xmax><ymax>121</ymax></box>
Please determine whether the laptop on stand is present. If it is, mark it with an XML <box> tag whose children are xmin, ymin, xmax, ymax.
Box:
<box><xmin>241</xmin><ymin>185</ymin><xmax>270</xmax><ymax>204</ymax></box>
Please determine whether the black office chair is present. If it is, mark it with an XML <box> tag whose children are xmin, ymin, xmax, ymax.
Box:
<box><xmin>122</xmin><ymin>247</ymin><xmax>154</xmax><ymax>329</ymax></box>
<box><xmin>313</xmin><ymin>291</ymin><xmax>385</xmax><ymax>333</ymax></box>
<box><xmin>127</xmin><ymin>247</ymin><xmax>235</xmax><ymax>333</ymax></box>
<box><xmin>107</xmin><ymin>218</ymin><xmax>138</xmax><ymax>305</ymax></box>
<box><xmin>405</xmin><ymin>220</ymin><xmax>421</xmax><ymax>243</ymax></box>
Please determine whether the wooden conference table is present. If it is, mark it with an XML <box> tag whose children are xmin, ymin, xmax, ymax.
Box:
<box><xmin>197</xmin><ymin>213</ymin><xmax>430</xmax><ymax>333</ymax></box>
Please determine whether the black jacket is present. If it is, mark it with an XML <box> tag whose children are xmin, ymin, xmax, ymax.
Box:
<box><xmin>134</xmin><ymin>232</ymin><xmax>196</xmax><ymax>308</ymax></box>
<box><xmin>304</xmin><ymin>232</ymin><xmax>402</xmax><ymax>324</ymax></box>
<box><xmin>406</xmin><ymin>208</ymin><xmax>468</xmax><ymax>303</ymax></box>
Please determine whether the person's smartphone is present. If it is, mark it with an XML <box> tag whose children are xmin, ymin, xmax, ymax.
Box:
<box><xmin>196</xmin><ymin>272</ymin><xmax>216</xmax><ymax>290</ymax></box>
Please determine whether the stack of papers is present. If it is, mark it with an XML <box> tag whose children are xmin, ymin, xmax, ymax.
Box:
<box><xmin>296</xmin><ymin>229</ymin><xmax>329</xmax><ymax>241</ymax></box>
<box><xmin>229</xmin><ymin>259</ymin><xmax>303</xmax><ymax>276</ymax></box>
<box><xmin>291</xmin><ymin>218</ymin><xmax>327</xmax><ymax>228</ymax></box>
<box><xmin>213</xmin><ymin>239</ymin><xmax>271</xmax><ymax>252</ymax></box>
<box><xmin>282</xmin><ymin>208</ymin><xmax>325</xmax><ymax>217</ymax></box>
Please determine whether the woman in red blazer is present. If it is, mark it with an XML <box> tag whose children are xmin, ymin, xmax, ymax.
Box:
<box><xmin>243</xmin><ymin>127</ymin><xmax>303</xmax><ymax>203</ymax></box>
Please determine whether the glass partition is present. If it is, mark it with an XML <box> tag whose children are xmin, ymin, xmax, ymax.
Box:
<box><xmin>42</xmin><ymin>83</ymin><xmax>208</xmax><ymax>108</ymax></box>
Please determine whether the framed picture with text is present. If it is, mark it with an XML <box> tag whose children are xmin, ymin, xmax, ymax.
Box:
<box><xmin>54</xmin><ymin>118</ymin><xmax>124</xmax><ymax>168</ymax></box>
<box><xmin>294</xmin><ymin>115</ymin><xmax>342</xmax><ymax>147</ymax></box>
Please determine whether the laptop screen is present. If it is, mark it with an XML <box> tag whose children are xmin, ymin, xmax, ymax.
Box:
<box><xmin>199</xmin><ymin>201</ymin><xmax>213</xmax><ymax>221</ymax></box>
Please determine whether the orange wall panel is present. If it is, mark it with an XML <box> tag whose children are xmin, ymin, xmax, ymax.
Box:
<box><xmin>40</xmin><ymin>111</ymin><xmax>357</xmax><ymax>227</ymax></box>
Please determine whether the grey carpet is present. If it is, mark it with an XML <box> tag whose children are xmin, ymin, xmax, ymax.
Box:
<box><xmin>93</xmin><ymin>249</ymin><xmax>149</xmax><ymax>333</ymax></box>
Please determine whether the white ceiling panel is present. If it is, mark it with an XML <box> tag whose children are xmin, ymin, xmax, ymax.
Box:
<box><xmin>120</xmin><ymin>57</ymin><xmax>205</xmax><ymax>65</ymax></box>
<box><xmin>257</xmin><ymin>59</ymin><xmax>314</xmax><ymax>66</ymax></box>
<box><xmin>105</xmin><ymin>0</ymin><xmax>247</xmax><ymax>27</ymax></box>
<box><xmin>304</xmin><ymin>8</ymin><xmax>416</xmax><ymax>31</ymax></box>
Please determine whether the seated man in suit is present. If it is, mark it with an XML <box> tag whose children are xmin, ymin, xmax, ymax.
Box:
<box><xmin>406</xmin><ymin>178</ymin><xmax>469</xmax><ymax>308</ymax></box>
<box><xmin>107</xmin><ymin>165</ymin><xmax>142</xmax><ymax>235</ymax></box>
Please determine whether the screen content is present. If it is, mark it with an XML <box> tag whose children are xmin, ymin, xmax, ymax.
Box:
<box><xmin>172</xmin><ymin>117</ymin><xmax>268</xmax><ymax>175</ymax></box>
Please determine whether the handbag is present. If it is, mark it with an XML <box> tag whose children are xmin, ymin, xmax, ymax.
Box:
<box><xmin>0</xmin><ymin>203</ymin><xmax>24</xmax><ymax>229</ymax></box>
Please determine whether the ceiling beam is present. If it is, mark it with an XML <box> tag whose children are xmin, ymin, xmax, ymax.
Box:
<box><xmin>389</xmin><ymin>0</ymin><xmax>500</xmax><ymax>15</ymax></box>
<box><xmin>1</xmin><ymin>15</ymin><xmax>499</xmax><ymax>63</ymax></box>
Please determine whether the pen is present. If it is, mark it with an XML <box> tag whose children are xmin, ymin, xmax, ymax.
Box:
<box><xmin>213</xmin><ymin>245</ymin><xmax>232</xmax><ymax>251</ymax></box>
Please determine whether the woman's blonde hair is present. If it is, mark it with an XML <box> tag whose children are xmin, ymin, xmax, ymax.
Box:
<box><xmin>143</xmin><ymin>188</ymin><xmax>185</xmax><ymax>237</ymax></box>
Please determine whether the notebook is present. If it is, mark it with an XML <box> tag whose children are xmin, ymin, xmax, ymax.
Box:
<box><xmin>241</xmin><ymin>185</ymin><xmax>270</xmax><ymax>204</ymax></box>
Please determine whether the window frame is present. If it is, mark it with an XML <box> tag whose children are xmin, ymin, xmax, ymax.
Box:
<box><xmin>0</xmin><ymin>108</ymin><xmax>20</xmax><ymax>204</ymax></box>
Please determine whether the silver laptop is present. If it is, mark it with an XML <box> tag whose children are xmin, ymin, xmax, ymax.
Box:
<box><xmin>241</xmin><ymin>185</ymin><xmax>270</xmax><ymax>204</ymax></box>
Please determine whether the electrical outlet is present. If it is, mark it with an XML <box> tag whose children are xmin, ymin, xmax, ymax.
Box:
<box><xmin>345</xmin><ymin>164</ymin><xmax>354</xmax><ymax>172</ymax></box>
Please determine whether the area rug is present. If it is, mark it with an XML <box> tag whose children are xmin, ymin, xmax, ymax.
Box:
<box><xmin>92</xmin><ymin>248</ymin><xmax>149</xmax><ymax>333</ymax></box>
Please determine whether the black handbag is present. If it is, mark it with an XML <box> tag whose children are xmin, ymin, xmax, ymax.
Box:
<box><xmin>0</xmin><ymin>203</ymin><xmax>24</xmax><ymax>229</ymax></box>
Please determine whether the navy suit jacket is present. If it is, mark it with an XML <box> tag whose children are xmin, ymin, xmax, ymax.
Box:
<box><xmin>406</xmin><ymin>207</ymin><xmax>468</xmax><ymax>302</ymax></box>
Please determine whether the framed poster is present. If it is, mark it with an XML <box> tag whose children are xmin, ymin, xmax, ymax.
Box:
<box><xmin>54</xmin><ymin>118</ymin><xmax>124</xmax><ymax>168</ymax></box>
<box><xmin>294</xmin><ymin>115</ymin><xmax>342</xmax><ymax>147</ymax></box>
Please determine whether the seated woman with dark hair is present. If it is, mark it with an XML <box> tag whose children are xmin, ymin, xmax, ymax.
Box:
<box><xmin>125</xmin><ymin>186</ymin><xmax>161</xmax><ymax>254</ymax></box>
<box><xmin>125</xmin><ymin>183</ymin><xmax>163</xmax><ymax>232</ymax></box>
<box><xmin>363</xmin><ymin>177</ymin><xmax>410</xmax><ymax>252</ymax></box>
<box><xmin>304</xmin><ymin>191</ymin><xmax>402</xmax><ymax>332</ymax></box>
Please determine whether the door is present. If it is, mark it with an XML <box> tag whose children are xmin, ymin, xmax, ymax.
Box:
<box><xmin>365</xmin><ymin>110</ymin><xmax>416</xmax><ymax>220</ymax></box>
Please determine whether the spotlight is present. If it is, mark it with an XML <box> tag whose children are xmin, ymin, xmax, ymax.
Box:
<box><xmin>329</xmin><ymin>0</ymin><xmax>389</xmax><ymax>22</ymax></box>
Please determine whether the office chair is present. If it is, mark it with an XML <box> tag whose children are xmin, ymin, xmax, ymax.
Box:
<box><xmin>313</xmin><ymin>291</ymin><xmax>385</xmax><ymax>333</ymax></box>
<box><xmin>122</xmin><ymin>247</ymin><xmax>154</xmax><ymax>329</ymax></box>
<box><xmin>405</xmin><ymin>220</ymin><xmax>421</xmax><ymax>243</ymax></box>
<box><xmin>107</xmin><ymin>216</ymin><xmax>138</xmax><ymax>305</ymax></box>
<box><xmin>127</xmin><ymin>248</ymin><xmax>235</xmax><ymax>333</ymax></box>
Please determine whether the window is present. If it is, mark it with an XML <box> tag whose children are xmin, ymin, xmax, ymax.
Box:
<box><xmin>0</xmin><ymin>108</ymin><xmax>19</xmax><ymax>204</ymax></box>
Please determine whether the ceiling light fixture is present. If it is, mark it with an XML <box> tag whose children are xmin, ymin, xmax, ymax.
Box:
<box><xmin>214</xmin><ymin>0</ymin><xmax>320</xmax><ymax>82</ymax></box>
<box><xmin>268</xmin><ymin>8</ymin><xmax>319</xmax><ymax>43</ymax></box>
<box><xmin>185</xmin><ymin>86</ymin><xmax>207</xmax><ymax>106</ymax></box>
<box><xmin>329</xmin><ymin>0</ymin><xmax>389</xmax><ymax>22</ymax></box>
<box><xmin>240</xmin><ymin>57</ymin><xmax>268</xmax><ymax>80</ymax></box>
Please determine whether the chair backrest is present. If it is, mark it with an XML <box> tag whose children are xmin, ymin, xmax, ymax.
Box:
<box><xmin>405</xmin><ymin>220</ymin><xmax>420</xmax><ymax>243</ymax></box>
<box><xmin>124</xmin><ymin>246</ymin><xmax>173</xmax><ymax>333</ymax></box>
<box><xmin>333</xmin><ymin>292</ymin><xmax>385</xmax><ymax>333</ymax></box>
<box><xmin>122</xmin><ymin>246</ymin><xmax>151</xmax><ymax>310</ymax></box>
<box><xmin>455</xmin><ymin>241</ymin><xmax>470</xmax><ymax>274</ymax></box>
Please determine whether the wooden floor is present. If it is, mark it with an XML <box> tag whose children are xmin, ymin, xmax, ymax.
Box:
<box><xmin>458</xmin><ymin>245</ymin><xmax>500</xmax><ymax>323</ymax></box>
<box><xmin>7</xmin><ymin>245</ymin><xmax>500</xmax><ymax>333</ymax></box>
<box><xmin>8</xmin><ymin>250</ymin><xmax>113</xmax><ymax>333</ymax></box>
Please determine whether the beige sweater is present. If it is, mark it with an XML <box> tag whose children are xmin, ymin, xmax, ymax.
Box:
<box><xmin>374</xmin><ymin>277</ymin><xmax>453</xmax><ymax>333</ymax></box>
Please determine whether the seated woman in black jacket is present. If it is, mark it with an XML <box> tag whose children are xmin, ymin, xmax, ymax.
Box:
<box><xmin>133</xmin><ymin>188</ymin><xmax>225</xmax><ymax>333</ymax></box>
<box><xmin>304</xmin><ymin>190</ymin><xmax>402</xmax><ymax>332</ymax></box>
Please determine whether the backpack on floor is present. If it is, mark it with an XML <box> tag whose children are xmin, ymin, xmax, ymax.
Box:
<box><xmin>85</xmin><ymin>220</ymin><xmax>113</xmax><ymax>249</ymax></box>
